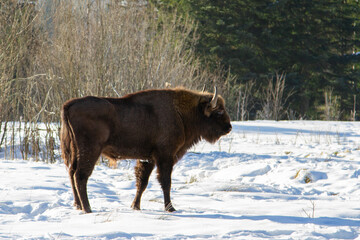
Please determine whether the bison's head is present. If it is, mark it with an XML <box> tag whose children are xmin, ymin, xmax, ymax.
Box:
<box><xmin>199</xmin><ymin>87</ymin><xmax>232</xmax><ymax>143</ymax></box>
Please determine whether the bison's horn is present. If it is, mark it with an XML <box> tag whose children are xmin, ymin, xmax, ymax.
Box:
<box><xmin>210</xmin><ymin>86</ymin><xmax>218</xmax><ymax>109</ymax></box>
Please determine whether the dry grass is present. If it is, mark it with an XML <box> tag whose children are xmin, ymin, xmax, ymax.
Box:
<box><xmin>0</xmin><ymin>0</ymin><xmax>221</xmax><ymax>161</ymax></box>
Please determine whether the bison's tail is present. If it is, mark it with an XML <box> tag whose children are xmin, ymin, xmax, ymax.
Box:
<box><xmin>60</xmin><ymin>103</ymin><xmax>76</xmax><ymax>170</ymax></box>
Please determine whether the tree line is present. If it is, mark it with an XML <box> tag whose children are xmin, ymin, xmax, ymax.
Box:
<box><xmin>0</xmin><ymin>0</ymin><xmax>218</xmax><ymax>161</ymax></box>
<box><xmin>1</xmin><ymin>0</ymin><xmax>360</xmax><ymax>127</ymax></box>
<box><xmin>155</xmin><ymin>0</ymin><xmax>360</xmax><ymax>120</ymax></box>
<box><xmin>1</xmin><ymin>0</ymin><xmax>359</xmax><ymax>162</ymax></box>
<box><xmin>0</xmin><ymin>0</ymin><xmax>216</xmax><ymax>124</ymax></box>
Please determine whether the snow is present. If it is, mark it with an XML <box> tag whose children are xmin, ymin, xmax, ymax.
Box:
<box><xmin>1</xmin><ymin>120</ymin><xmax>360</xmax><ymax>239</ymax></box>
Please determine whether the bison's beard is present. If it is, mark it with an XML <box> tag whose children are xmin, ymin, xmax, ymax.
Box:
<box><xmin>203</xmin><ymin>131</ymin><xmax>224</xmax><ymax>144</ymax></box>
<box><xmin>202</xmin><ymin>125</ymin><xmax>231</xmax><ymax>144</ymax></box>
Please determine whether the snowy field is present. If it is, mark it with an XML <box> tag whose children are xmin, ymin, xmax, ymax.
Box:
<box><xmin>1</xmin><ymin>120</ymin><xmax>360</xmax><ymax>239</ymax></box>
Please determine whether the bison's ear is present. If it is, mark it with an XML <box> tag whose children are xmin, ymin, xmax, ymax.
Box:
<box><xmin>204</xmin><ymin>102</ymin><xmax>213</xmax><ymax>117</ymax></box>
<box><xmin>200</xmin><ymin>97</ymin><xmax>214</xmax><ymax>117</ymax></box>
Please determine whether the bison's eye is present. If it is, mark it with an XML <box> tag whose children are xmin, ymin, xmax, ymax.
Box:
<box><xmin>216</xmin><ymin>110</ymin><xmax>224</xmax><ymax>116</ymax></box>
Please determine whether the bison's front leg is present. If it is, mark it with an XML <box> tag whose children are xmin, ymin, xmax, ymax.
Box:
<box><xmin>131</xmin><ymin>160</ymin><xmax>155</xmax><ymax>210</ymax></box>
<box><xmin>156</xmin><ymin>158</ymin><xmax>176</xmax><ymax>212</ymax></box>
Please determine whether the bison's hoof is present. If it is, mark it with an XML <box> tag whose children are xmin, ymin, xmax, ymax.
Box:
<box><xmin>83</xmin><ymin>208</ymin><xmax>92</xmax><ymax>214</ymax></box>
<box><xmin>74</xmin><ymin>203</ymin><xmax>82</xmax><ymax>210</ymax></box>
<box><xmin>131</xmin><ymin>203</ymin><xmax>141</xmax><ymax>211</ymax></box>
<box><xmin>165</xmin><ymin>202</ymin><xmax>176</xmax><ymax>212</ymax></box>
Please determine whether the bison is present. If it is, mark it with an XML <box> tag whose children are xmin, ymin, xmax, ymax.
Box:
<box><xmin>60</xmin><ymin>87</ymin><xmax>231</xmax><ymax>213</ymax></box>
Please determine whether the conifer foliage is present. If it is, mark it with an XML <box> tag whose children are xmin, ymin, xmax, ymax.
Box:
<box><xmin>156</xmin><ymin>0</ymin><xmax>360</xmax><ymax>120</ymax></box>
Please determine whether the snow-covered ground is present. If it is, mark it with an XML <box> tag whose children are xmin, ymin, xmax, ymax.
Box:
<box><xmin>1</xmin><ymin>121</ymin><xmax>360</xmax><ymax>239</ymax></box>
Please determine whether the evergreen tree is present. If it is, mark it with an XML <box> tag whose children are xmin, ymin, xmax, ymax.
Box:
<box><xmin>155</xmin><ymin>0</ymin><xmax>360</xmax><ymax>119</ymax></box>
<box><xmin>267</xmin><ymin>0</ymin><xmax>360</xmax><ymax>118</ymax></box>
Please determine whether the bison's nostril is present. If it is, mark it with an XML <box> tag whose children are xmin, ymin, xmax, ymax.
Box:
<box><xmin>224</xmin><ymin>124</ymin><xmax>232</xmax><ymax>133</ymax></box>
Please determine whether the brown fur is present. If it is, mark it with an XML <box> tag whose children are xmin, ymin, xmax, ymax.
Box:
<box><xmin>60</xmin><ymin>88</ymin><xmax>232</xmax><ymax>213</ymax></box>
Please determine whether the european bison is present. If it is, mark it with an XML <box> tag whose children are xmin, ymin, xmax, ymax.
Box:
<box><xmin>60</xmin><ymin>87</ymin><xmax>231</xmax><ymax>213</ymax></box>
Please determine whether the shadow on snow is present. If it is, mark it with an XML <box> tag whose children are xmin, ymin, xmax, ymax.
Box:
<box><xmin>174</xmin><ymin>213</ymin><xmax>360</xmax><ymax>227</ymax></box>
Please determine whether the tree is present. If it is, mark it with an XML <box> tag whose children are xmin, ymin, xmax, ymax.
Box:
<box><xmin>267</xmin><ymin>0</ymin><xmax>360</xmax><ymax>118</ymax></box>
<box><xmin>156</xmin><ymin>0</ymin><xmax>360</xmax><ymax>119</ymax></box>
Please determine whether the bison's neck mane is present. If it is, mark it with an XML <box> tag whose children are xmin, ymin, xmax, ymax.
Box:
<box><xmin>173</xmin><ymin>88</ymin><xmax>211</xmax><ymax>148</ymax></box>
<box><xmin>114</xmin><ymin>87</ymin><xmax>213</xmax><ymax>147</ymax></box>
<box><xmin>120</xmin><ymin>88</ymin><xmax>209</xmax><ymax>158</ymax></box>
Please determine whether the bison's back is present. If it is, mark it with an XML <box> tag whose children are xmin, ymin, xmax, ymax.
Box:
<box><xmin>104</xmin><ymin>92</ymin><xmax>185</xmax><ymax>160</ymax></box>
<box><xmin>62</xmin><ymin>93</ymin><xmax>185</xmax><ymax>162</ymax></box>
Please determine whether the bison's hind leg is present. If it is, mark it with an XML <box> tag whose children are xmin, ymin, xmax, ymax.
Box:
<box><xmin>69</xmin><ymin>167</ymin><xmax>82</xmax><ymax>210</ymax></box>
<box><xmin>65</xmin><ymin>143</ymin><xmax>82</xmax><ymax>210</ymax></box>
<box><xmin>131</xmin><ymin>160</ymin><xmax>155</xmax><ymax>210</ymax></box>
<box><xmin>74</xmin><ymin>167</ymin><xmax>93</xmax><ymax>213</ymax></box>
<box><xmin>73</xmin><ymin>145</ymin><xmax>102</xmax><ymax>213</ymax></box>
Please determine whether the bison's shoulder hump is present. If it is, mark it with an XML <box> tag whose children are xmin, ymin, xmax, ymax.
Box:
<box><xmin>173</xmin><ymin>88</ymin><xmax>214</xmax><ymax>111</ymax></box>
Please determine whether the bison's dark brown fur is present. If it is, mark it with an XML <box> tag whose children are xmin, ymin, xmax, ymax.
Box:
<box><xmin>60</xmin><ymin>88</ymin><xmax>231</xmax><ymax>213</ymax></box>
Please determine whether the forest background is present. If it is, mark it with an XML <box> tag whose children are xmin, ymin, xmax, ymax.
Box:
<box><xmin>0</xmin><ymin>0</ymin><xmax>360</xmax><ymax>161</ymax></box>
